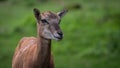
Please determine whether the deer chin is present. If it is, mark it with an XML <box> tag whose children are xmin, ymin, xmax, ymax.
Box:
<box><xmin>55</xmin><ymin>37</ymin><xmax>62</xmax><ymax>41</ymax></box>
<box><xmin>53</xmin><ymin>35</ymin><xmax>63</xmax><ymax>41</ymax></box>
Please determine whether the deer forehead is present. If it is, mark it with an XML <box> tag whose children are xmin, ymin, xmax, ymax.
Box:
<box><xmin>41</xmin><ymin>11</ymin><xmax>60</xmax><ymax>20</ymax></box>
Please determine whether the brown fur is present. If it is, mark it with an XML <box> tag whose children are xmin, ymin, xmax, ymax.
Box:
<box><xmin>12</xmin><ymin>8</ymin><xmax>67</xmax><ymax>68</ymax></box>
<box><xmin>12</xmin><ymin>36</ymin><xmax>54</xmax><ymax>68</ymax></box>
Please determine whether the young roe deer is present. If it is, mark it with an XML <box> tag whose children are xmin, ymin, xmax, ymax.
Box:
<box><xmin>12</xmin><ymin>8</ymin><xmax>67</xmax><ymax>68</ymax></box>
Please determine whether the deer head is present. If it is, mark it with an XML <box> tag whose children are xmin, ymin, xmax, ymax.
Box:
<box><xmin>33</xmin><ymin>8</ymin><xmax>67</xmax><ymax>41</ymax></box>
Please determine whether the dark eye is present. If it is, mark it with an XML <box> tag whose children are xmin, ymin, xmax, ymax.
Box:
<box><xmin>41</xmin><ymin>19</ymin><xmax>49</xmax><ymax>24</ymax></box>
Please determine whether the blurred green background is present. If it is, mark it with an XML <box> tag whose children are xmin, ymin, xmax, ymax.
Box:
<box><xmin>0</xmin><ymin>0</ymin><xmax>120</xmax><ymax>68</ymax></box>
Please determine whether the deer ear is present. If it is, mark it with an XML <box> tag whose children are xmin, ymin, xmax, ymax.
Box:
<box><xmin>57</xmin><ymin>9</ymin><xmax>68</xmax><ymax>18</ymax></box>
<box><xmin>33</xmin><ymin>8</ymin><xmax>41</xmax><ymax>21</ymax></box>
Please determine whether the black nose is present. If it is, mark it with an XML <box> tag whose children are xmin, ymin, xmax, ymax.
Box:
<box><xmin>57</xmin><ymin>31</ymin><xmax>63</xmax><ymax>36</ymax></box>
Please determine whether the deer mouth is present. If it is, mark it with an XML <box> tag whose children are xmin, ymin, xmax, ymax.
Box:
<box><xmin>54</xmin><ymin>35</ymin><xmax>63</xmax><ymax>40</ymax></box>
<box><xmin>55</xmin><ymin>36</ymin><xmax>62</xmax><ymax>40</ymax></box>
<box><xmin>53</xmin><ymin>32</ymin><xmax>63</xmax><ymax>40</ymax></box>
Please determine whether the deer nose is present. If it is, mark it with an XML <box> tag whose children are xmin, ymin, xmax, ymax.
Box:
<box><xmin>57</xmin><ymin>31</ymin><xmax>63</xmax><ymax>36</ymax></box>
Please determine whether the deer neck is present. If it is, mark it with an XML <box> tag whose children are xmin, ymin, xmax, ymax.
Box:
<box><xmin>36</xmin><ymin>23</ymin><xmax>51</xmax><ymax>68</ymax></box>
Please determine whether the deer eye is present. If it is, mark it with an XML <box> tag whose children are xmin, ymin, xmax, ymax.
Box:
<box><xmin>41</xmin><ymin>19</ymin><xmax>49</xmax><ymax>24</ymax></box>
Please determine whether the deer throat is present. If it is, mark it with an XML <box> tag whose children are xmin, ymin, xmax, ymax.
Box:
<box><xmin>35</xmin><ymin>35</ymin><xmax>51</xmax><ymax>68</ymax></box>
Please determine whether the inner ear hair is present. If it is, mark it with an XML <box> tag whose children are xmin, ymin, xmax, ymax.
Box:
<box><xmin>58</xmin><ymin>9</ymin><xmax>68</xmax><ymax>18</ymax></box>
<box><xmin>33</xmin><ymin>8</ymin><xmax>41</xmax><ymax>20</ymax></box>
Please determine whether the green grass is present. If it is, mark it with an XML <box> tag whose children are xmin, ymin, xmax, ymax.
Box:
<box><xmin>0</xmin><ymin>0</ymin><xmax>120</xmax><ymax>68</ymax></box>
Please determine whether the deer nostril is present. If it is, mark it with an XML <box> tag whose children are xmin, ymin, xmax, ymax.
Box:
<box><xmin>57</xmin><ymin>31</ymin><xmax>63</xmax><ymax>36</ymax></box>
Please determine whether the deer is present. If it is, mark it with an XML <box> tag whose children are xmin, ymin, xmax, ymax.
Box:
<box><xmin>12</xmin><ymin>8</ymin><xmax>67</xmax><ymax>68</ymax></box>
